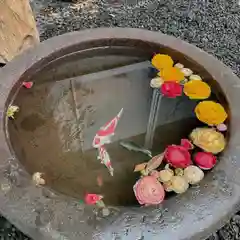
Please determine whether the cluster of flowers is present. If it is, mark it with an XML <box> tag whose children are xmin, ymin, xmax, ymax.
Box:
<box><xmin>132</xmin><ymin>54</ymin><xmax>228</xmax><ymax>206</ymax></box>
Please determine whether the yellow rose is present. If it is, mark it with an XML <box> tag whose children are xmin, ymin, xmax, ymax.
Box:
<box><xmin>151</xmin><ymin>54</ymin><xmax>173</xmax><ymax>70</ymax></box>
<box><xmin>183</xmin><ymin>80</ymin><xmax>211</xmax><ymax>99</ymax></box>
<box><xmin>195</xmin><ymin>101</ymin><xmax>227</xmax><ymax>125</ymax></box>
<box><xmin>158</xmin><ymin>67</ymin><xmax>185</xmax><ymax>82</ymax></box>
<box><xmin>190</xmin><ymin>127</ymin><xmax>226</xmax><ymax>154</ymax></box>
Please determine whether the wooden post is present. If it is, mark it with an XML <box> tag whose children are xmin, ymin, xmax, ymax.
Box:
<box><xmin>0</xmin><ymin>0</ymin><xmax>39</xmax><ymax>64</ymax></box>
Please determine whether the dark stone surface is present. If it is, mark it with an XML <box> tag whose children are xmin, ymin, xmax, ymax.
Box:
<box><xmin>0</xmin><ymin>0</ymin><xmax>240</xmax><ymax>239</ymax></box>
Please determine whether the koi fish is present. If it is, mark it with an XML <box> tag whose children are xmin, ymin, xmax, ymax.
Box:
<box><xmin>97</xmin><ymin>145</ymin><xmax>114</xmax><ymax>176</ymax></box>
<box><xmin>119</xmin><ymin>141</ymin><xmax>152</xmax><ymax>158</ymax></box>
<box><xmin>92</xmin><ymin>108</ymin><xmax>123</xmax><ymax>148</ymax></box>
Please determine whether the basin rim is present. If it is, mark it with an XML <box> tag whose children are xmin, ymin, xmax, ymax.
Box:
<box><xmin>0</xmin><ymin>28</ymin><xmax>240</xmax><ymax>240</ymax></box>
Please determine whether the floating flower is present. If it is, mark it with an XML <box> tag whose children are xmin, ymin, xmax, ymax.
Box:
<box><xmin>216</xmin><ymin>123</ymin><xmax>228</xmax><ymax>132</ymax></box>
<box><xmin>22</xmin><ymin>81</ymin><xmax>33</xmax><ymax>89</ymax></box>
<box><xmin>194</xmin><ymin>152</ymin><xmax>217</xmax><ymax>170</ymax></box>
<box><xmin>190</xmin><ymin>127</ymin><xmax>226</xmax><ymax>154</ymax></box>
<box><xmin>158</xmin><ymin>169</ymin><xmax>174</xmax><ymax>183</ymax></box>
<box><xmin>32</xmin><ymin>172</ymin><xmax>45</xmax><ymax>186</ymax></box>
<box><xmin>174</xmin><ymin>63</ymin><xmax>184</xmax><ymax>69</ymax></box>
<box><xmin>183</xmin><ymin>80</ymin><xmax>211</xmax><ymax>100</ymax></box>
<box><xmin>180</xmin><ymin>138</ymin><xmax>194</xmax><ymax>150</ymax></box>
<box><xmin>165</xmin><ymin>145</ymin><xmax>192</xmax><ymax>168</ymax></box>
<box><xmin>161</xmin><ymin>81</ymin><xmax>182</xmax><ymax>98</ymax></box>
<box><xmin>151</xmin><ymin>54</ymin><xmax>174</xmax><ymax>70</ymax></box>
<box><xmin>150</xmin><ymin>77</ymin><xmax>164</xmax><ymax>88</ymax></box>
<box><xmin>7</xmin><ymin>105</ymin><xmax>19</xmax><ymax>119</ymax></box>
<box><xmin>171</xmin><ymin>176</ymin><xmax>189</xmax><ymax>194</ymax></box>
<box><xmin>183</xmin><ymin>166</ymin><xmax>204</xmax><ymax>184</ymax></box>
<box><xmin>133</xmin><ymin>176</ymin><xmax>165</xmax><ymax>205</ymax></box>
<box><xmin>84</xmin><ymin>193</ymin><xmax>103</xmax><ymax>205</ymax></box>
<box><xmin>195</xmin><ymin>101</ymin><xmax>227</xmax><ymax>125</ymax></box>
<box><xmin>181</xmin><ymin>68</ymin><xmax>193</xmax><ymax>77</ymax></box>
<box><xmin>159</xmin><ymin>67</ymin><xmax>185</xmax><ymax>82</ymax></box>
<box><xmin>189</xmin><ymin>74</ymin><xmax>202</xmax><ymax>81</ymax></box>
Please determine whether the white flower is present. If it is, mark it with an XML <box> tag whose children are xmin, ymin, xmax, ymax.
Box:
<box><xmin>174</xmin><ymin>63</ymin><xmax>184</xmax><ymax>69</ymax></box>
<box><xmin>32</xmin><ymin>172</ymin><xmax>45</xmax><ymax>186</ymax></box>
<box><xmin>183</xmin><ymin>166</ymin><xmax>204</xmax><ymax>184</ymax></box>
<box><xmin>150</xmin><ymin>77</ymin><xmax>164</xmax><ymax>88</ymax></box>
<box><xmin>181</xmin><ymin>68</ymin><xmax>193</xmax><ymax>77</ymax></box>
<box><xmin>189</xmin><ymin>74</ymin><xmax>202</xmax><ymax>81</ymax></box>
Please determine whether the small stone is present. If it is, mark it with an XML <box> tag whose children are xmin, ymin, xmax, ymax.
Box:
<box><xmin>171</xmin><ymin>176</ymin><xmax>189</xmax><ymax>194</ymax></box>
<box><xmin>189</xmin><ymin>74</ymin><xmax>202</xmax><ymax>81</ymax></box>
<box><xmin>181</xmin><ymin>68</ymin><xmax>193</xmax><ymax>77</ymax></box>
<box><xmin>174</xmin><ymin>63</ymin><xmax>184</xmax><ymax>69</ymax></box>
<box><xmin>150</xmin><ymin>77</ymin><xmax>164</xmax><ymax>88</ymax></box>
<box><xmin>184</xmin><ymin>166</ymin><xmax>204</xmax><ymax>184</ymax></box>
<box><xmin>158</xmin><ymin>169</ymin><xmax>174</xmax><ymax>183</ymax></box>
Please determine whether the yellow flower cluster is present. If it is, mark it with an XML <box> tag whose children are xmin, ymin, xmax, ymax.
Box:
<box><xmin>151</xmin><ymin>54</ymin><xmax>184</xmax><ymax>82</ymax></box>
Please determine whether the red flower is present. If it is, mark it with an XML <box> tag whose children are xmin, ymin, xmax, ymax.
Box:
<box><xmin>165</xmin><ymin>145</ymin><xmax>192</xmax><ymax>168</ymax></box>
<box><xmin>84</xmin><ymin>193</ymin><xmax>103</xmax><ymax>205</ymax></box>
<box><xmin>181</xmin><ymin>139</ymin><xmax>194</xmax><ymax>150</ymax></box>
<box><xmin>133</xmin><ymin>176</ymin><xmax>165</xmax><ymax>205</ymax></box>
<box><xmin>194</xmin><ymin>152</ymin><xmax>217</xmax><ymax>170</ymax></box>
<box><xmin>22</xmin><ymin>82</ymin><xmax>33</xmax><ymax>89</ymax></box>
<box><xmin>161</xmin><ymin>81</ymin><xmax>182</xmax><ymax>98</ymax></box>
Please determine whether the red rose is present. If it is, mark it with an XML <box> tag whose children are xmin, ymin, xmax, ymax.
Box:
<box><xmin>161</xmin><ymin>81</ymin><xmax>182</xmax><ymax>98</ymax></box>
<box><xmin>84</xmin><ymin>193</ymin><xmax>103</xmax><ymax>205</ymax></box>
<box><xmin>181</xmin><ymin>139</ymin><xmax>194</xmax><ymax>150</ymax></box>
<box><xmin>165</xmin><ymin>145</ymin><xmax>192</xmax><ymax>168</ymax></box>
<box><xmin>194</xmin><ymin>152</ymin><xmax>217</xmax><ymax>170</ymax></box>
<box><xmin>133</xmin><ymin>176</ymin><xmax>165</xmax><ymax>205</ymax></box>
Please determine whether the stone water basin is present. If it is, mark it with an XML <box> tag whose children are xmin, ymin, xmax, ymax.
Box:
<box><xmin>0</xmin><ymin>28</ymin><xmax>239</xmax><ymax>240</ymax></box>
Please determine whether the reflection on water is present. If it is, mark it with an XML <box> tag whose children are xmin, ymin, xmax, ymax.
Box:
<box><xmin>8</xmin><ymin>53</ymin><xmax>202</xmax><ymax>206</ymax></box>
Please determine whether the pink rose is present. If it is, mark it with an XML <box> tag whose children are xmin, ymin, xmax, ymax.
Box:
<box><xmin>161</xmin><ymin>81</ymin><xmax>182</xmax><ymax>98</ymax></box>
<box><xmin>133</xmin><ymin>176</ymin><xmax>165</xmax><ymax>205</ymax></box>
<box><xmin>165</xmin><ymin>145</ymin><xmax>192</xmax><ymax>168</ymax></box>
<box><xmin>84</xmin><ymin>194</ymin><xmax>103</xmax><ymax>205</ymax></box>
<box><xmin>194</xmin><ymin>152</ymin><xmax>217</xmax><ymax>170</ymax></box>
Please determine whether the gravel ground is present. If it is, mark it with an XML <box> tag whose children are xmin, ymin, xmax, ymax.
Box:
<box><xmin>1</xmin><ymin>0</ymin><xmax>240</xmax><ymax>239</ymax></box>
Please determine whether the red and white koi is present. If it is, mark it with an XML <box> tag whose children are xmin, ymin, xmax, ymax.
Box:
<box><xmin>97</xmin><ymin>146</ymin><xmax>114</xmax><ymax>176</ymax></box>
<box><xmin>92</xmin><ymin>108</ymin><xmax>123</xmax><ymax>148</ymax></box>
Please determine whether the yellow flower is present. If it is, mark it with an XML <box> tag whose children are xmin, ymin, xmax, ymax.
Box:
<box><xmin>158</xmin><ymin>67</ymin><xmax>185</xmax><ymax>82</ymax></box>
<box><xmin>195</xmin><ymin>101</ymin><xmax>227</xmax><ymax>125</ymax></box>
<box><xmin>190</xmin><ymin>127</ymin><xmax>226</xmax><ymax>154</ymax></box>
<box><xmin>183</xmin><ymin>80</ymin><xmax>211</xmax><ymax>99</ymax></box>
<box><xmin>151</xmin><ymin>54</ymin><xmax>174</xmax><ymax>70</ymax></box>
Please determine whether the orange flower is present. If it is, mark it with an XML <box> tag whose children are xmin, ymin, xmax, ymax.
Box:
<box><xmin>183</xmin><ymin>80</ymin><xmax>211</xmax><ymax>99</ymax></box>
<box><xmin>158</xmin><ymin>67</ymin><xmax>185</xmax><ymax>82</ymax></box>
<box><xmin>151</xmin><ymin>54</ymin><xmax>174</xmax><ymax>70</ymax></box>
<box><xmin>194</xmin><ymin>101</ymin><xmax>227</xmax><ymax>125</ymax></box>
